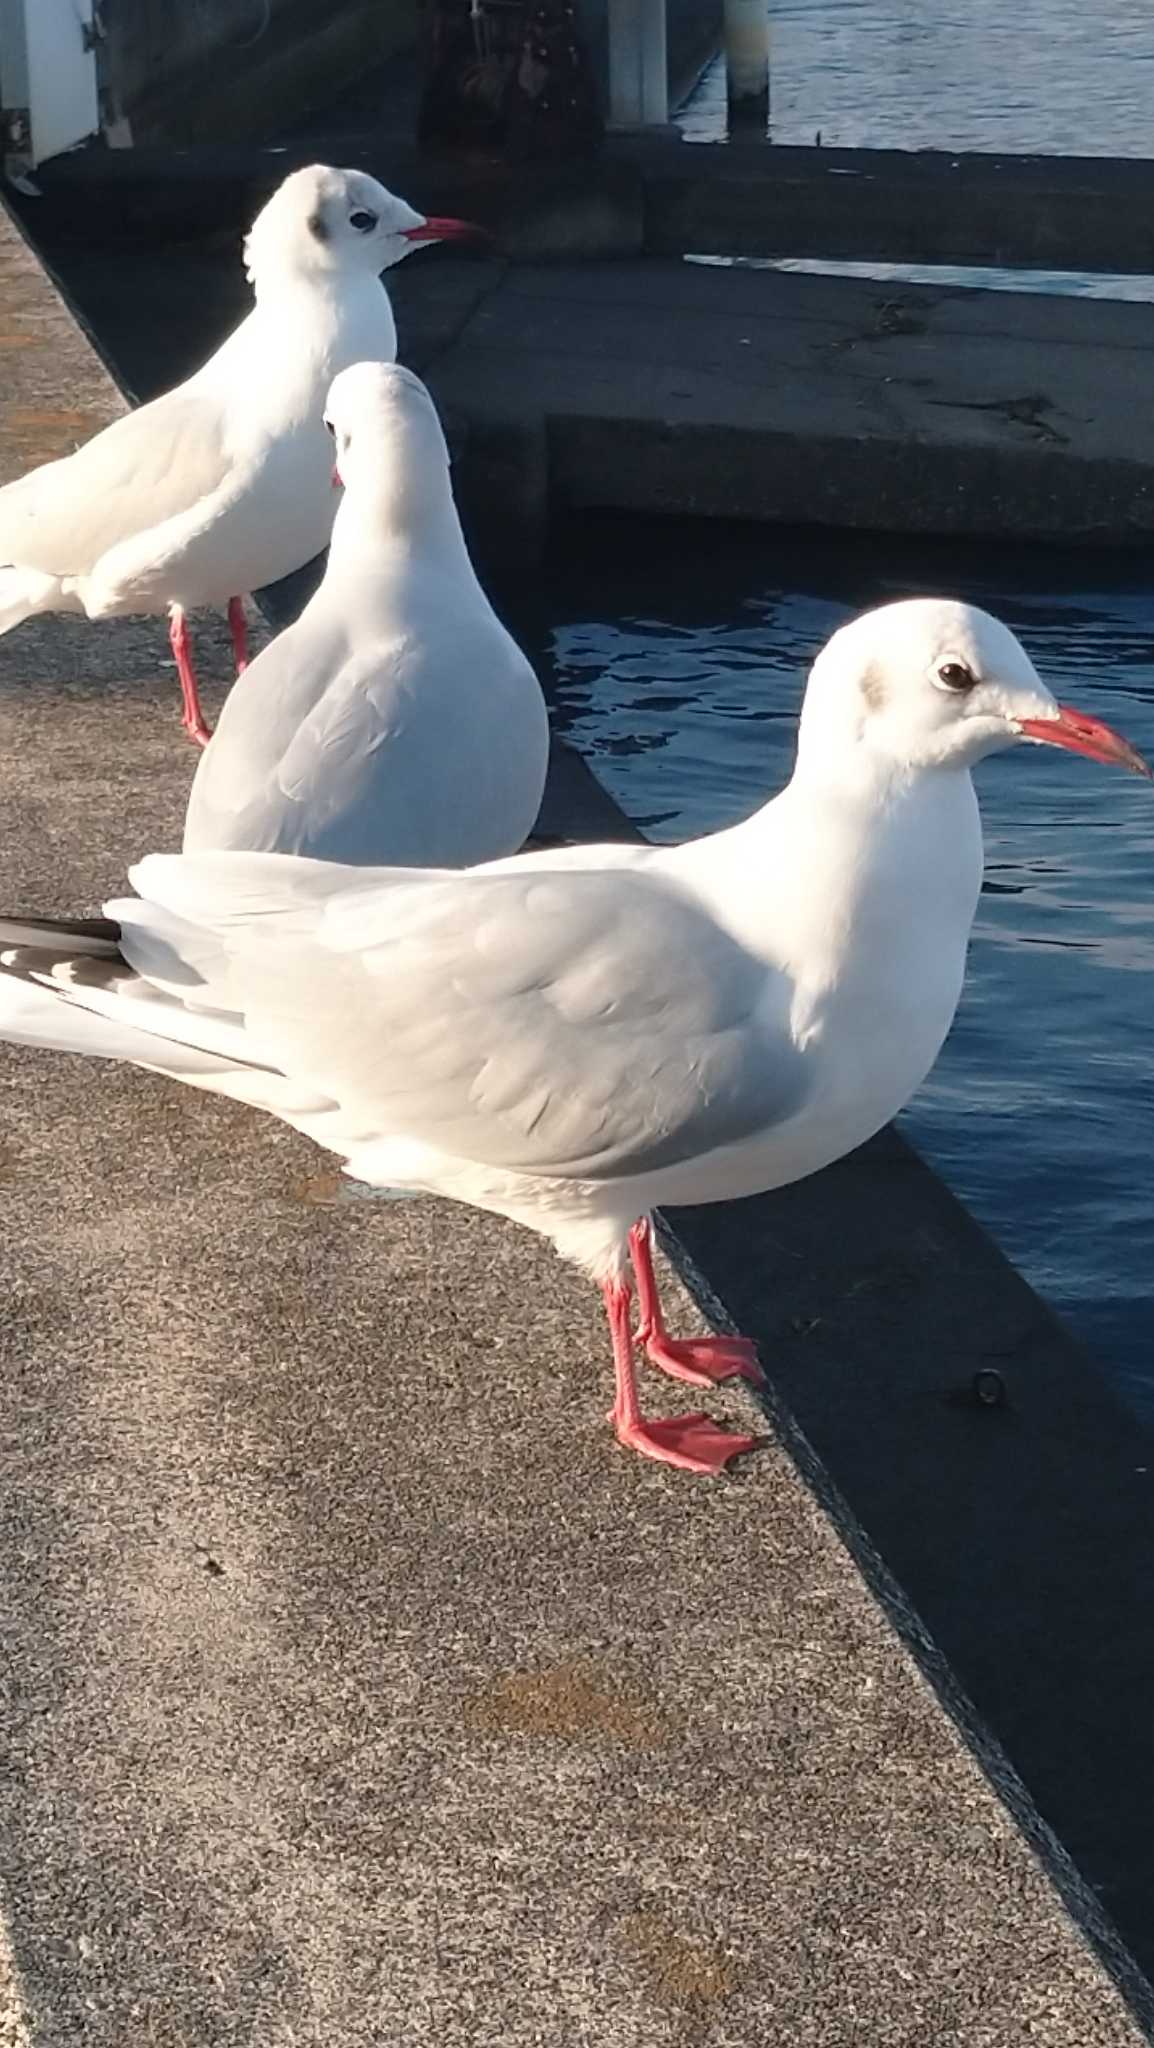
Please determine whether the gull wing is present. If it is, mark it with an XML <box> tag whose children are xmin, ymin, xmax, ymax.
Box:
<box><xmin>133</xmin><ymin>851</ymin><xmax>810</xmax><ymax>1183</ymax></box>
<box><xmin>0</xmin><ymin>390</ymin><xmax>232</xmax><ymax>578</ymax></box>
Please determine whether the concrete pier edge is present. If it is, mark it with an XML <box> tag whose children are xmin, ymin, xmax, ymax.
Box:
<box><xmin>26</xmin><ymin>133</ymin><xmax>1154</xmax><ymax>276</ymax></box>
<box><xmin>5</xmin><ymin>186</ymin><xmax>1154</xmax><ymax>2041</ymax></box>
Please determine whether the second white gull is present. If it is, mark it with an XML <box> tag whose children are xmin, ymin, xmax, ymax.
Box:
<box><xmin>183</xmin><ymin>361</ymin><xmax>549</xmax><ymax>867</ymax></box>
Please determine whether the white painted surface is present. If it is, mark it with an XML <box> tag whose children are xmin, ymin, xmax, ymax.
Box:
<box><xmin>3</xmin><ymin>0</ymin><xmax>99</xmax><ymax>164</ymax></box>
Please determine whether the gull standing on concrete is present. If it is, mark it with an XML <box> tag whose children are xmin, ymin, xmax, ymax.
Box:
<box><xmin>0</xmin><ymin>602</ymin><xmax>1145</xmax><ymax>1473</ymax></box>
<box><xmin>0</xmin><ymin>164</ymin><xmax>479</xmax><ymax>746</ymax></box>
<box><xmin>183</xmin><ymin>361</ymin><xmax>548</xmax><ymax>867</ymax></box>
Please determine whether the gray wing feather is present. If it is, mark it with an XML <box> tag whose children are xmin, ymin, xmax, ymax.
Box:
<box><xmin>225</xmin><ymin>868</ymin><xmax>807</xmax><ymax>1180</ymax></box>
<box><xmin>183</xmin><ymin>627</ymin><xmax>414</xmax><ymax>859</ymax></box>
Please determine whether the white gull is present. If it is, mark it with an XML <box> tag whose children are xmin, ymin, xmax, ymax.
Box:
<box><xmin>183</xmin><ymin>361</ymin><xmax>548</xmax><ymax>866</ymax></box>
<box><xmin>0</xmin><ymin>600</ymin><xmax>1145</xmax><ymax>1473</ymax></box>
<box><xmin>0</xmin><ymin>164</ymin><xmax>478</xmax><ymax>745</ymax></box>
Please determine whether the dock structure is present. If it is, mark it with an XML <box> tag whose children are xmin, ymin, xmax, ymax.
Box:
<box><xmin>3</xmin><ymin>191</ymin><xmax>1154</xmax><ymax>2045</ymax></box>
<box><xmin>17</xmin><ymin>141</ymin><xmax>1154</xmax><ymax>574</ymax></box>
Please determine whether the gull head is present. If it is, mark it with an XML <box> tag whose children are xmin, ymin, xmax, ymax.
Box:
<box><xmin>798</xmin><ymin>598</ymin><xmax>1149</xmax><ymax>781</ymax></box>
<box><xmin>243</xmin><ymin>165</ymin><xmax>481</xmax><ymax>285</ymax></box>
<box><xmin>324</xmin><ymin>361</ymin><xmax>450</xmax><ymax>505</ymax></box>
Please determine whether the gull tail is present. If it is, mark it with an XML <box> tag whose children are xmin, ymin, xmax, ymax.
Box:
<box><xmin>0</xmin><ymin>566</ymin><xmax>75</xmax><ymax>635</ymax></box>
<box><xmin>0</xmin><ymin>906</ymin><xmax>347</xmax><ymax>1143</ymax></box>
<box><xmin>0</xmin><ymin>911</ymin><xmax>232</xmax><ymax>1074</ymax></box>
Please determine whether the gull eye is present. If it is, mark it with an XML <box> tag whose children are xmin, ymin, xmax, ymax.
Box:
<box><xmin>349</xmin><ymin>209</ymin><xmax>378</xmax><ymax>233</ymax></box>
<box><xmin>323</xmin><ymin>417</ymin><xmax>335</xmax><ymax>437</ymax></box>
<box><xmin>936</xmin><ymin>660</ymin><xmax>977</xmax><ymax>693</ymax></box>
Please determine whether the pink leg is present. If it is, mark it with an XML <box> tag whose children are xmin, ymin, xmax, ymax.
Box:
<box><xmin>629</xmin><ymin>1217</ymin><xmax>764</xmax><ymax>1388</ymax></box>
<box><xmin>168</xmin><ymin>605</ymin><xmax>212</xmax><ymax>747</ymax></box>
<box><xmin>227</xmin><ymin>595</ymin><xmax>248</xmax><ymax>675</ymax></box>
<box><xmin>602</xmin><ymin>1275</ymin><xmax>756</xmax><ymax>1475</ymax></box>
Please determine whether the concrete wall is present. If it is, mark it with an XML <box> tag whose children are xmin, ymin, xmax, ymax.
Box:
<box><xmin>101</xmin><ymin>0</ymin><xmax>419</xmax><ymax>147</ymax></box>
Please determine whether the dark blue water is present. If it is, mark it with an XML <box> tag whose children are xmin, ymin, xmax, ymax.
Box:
<box><xmin>532</xmin><ymin>521</ymin><xmax>1154</xmax><ymax>1418</ymax></box>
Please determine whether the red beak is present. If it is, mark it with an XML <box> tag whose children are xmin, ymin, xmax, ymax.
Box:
<box><xmin>401</xmin><ymin>216</ymin><xmax>485</xmax><ymax>244</ymax></box>
<box><xmin>1016</xmin><ymin>703</ymin><xmax>1151</xmax><ymax>778</ymax></box>
<box><xmin>331</xmin><ymin>465</ymin><xmax>342</xmax><ymax>490</ymax></box>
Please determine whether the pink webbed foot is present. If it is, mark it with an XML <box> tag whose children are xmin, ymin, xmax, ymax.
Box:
<box><xmin>601</xmin><ymin>1274</ymin><xmax>758</xmax><ymax>1477</ymax></box>
<box><xmin>628</xmin><ymin>1218</ymin><xmax>763</xmax><ymax>1389</ymax></box>
<box><xmin>612</xmin><ymin>1409</ymin><xmax>759</xmax><ymax>1475</ymax></box>
<box><xmin>642</xmin><ymin>1329</ymin><xmax>764</xmax><ymax>1390</ymax></box>
<box><xmin>227</xmin><ymin>595</ymin><xmax>249</xmax><ymax>675</ymax></box>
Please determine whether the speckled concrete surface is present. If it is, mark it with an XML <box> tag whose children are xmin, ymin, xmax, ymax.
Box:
<box><xmin>1</xmin><ymin>197</ymin><xmax>1151</xmax><ymax>2048</ymax></box>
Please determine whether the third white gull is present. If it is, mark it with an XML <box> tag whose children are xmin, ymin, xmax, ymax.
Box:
<box><xmin>0</xmin><ymin>164</ymin><xmax>479</xmax><ymax>745</ymax></box>
<box><xmin>183</xmin><ymin>361</ymin><xmax>549</xmax><ymax>867</ymax></box>
<box><xmin>0</xmin><ymin>600</ymin><xmax>1146</xmax><ymax>1473</ymax></box>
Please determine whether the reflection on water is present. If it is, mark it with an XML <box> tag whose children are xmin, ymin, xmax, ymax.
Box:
<box><xmin>678</xmin><ymin>0</ymin><xmax>1154</xmax><ymax>154</ymax></box>
<box><xmin>530</xmin><ymin>521</ymin><xmax>1154</xmax><ymax>1419</ymax></box>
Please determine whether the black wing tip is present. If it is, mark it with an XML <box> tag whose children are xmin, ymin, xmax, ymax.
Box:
<box><xmin>0</xmin><ymin>913</ymin><xmax>123</xmax><ymax>957</ymax></box>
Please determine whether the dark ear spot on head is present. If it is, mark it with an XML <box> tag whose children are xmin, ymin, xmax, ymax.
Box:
<box><xmin>307</xmin><ymin>211</ymin><xmax>329</xmax><ymax>244</ymax></box>
<box><xmin>860</xmin><ymin>661</ymin><xmax>886</xmax><ymax>712</ymax></box>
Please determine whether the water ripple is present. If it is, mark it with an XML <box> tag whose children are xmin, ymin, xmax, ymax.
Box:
<box><xmin>678</xmin><ymin>0</ymin><xmax>1154</xmax><ymax>155</ymax></box>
